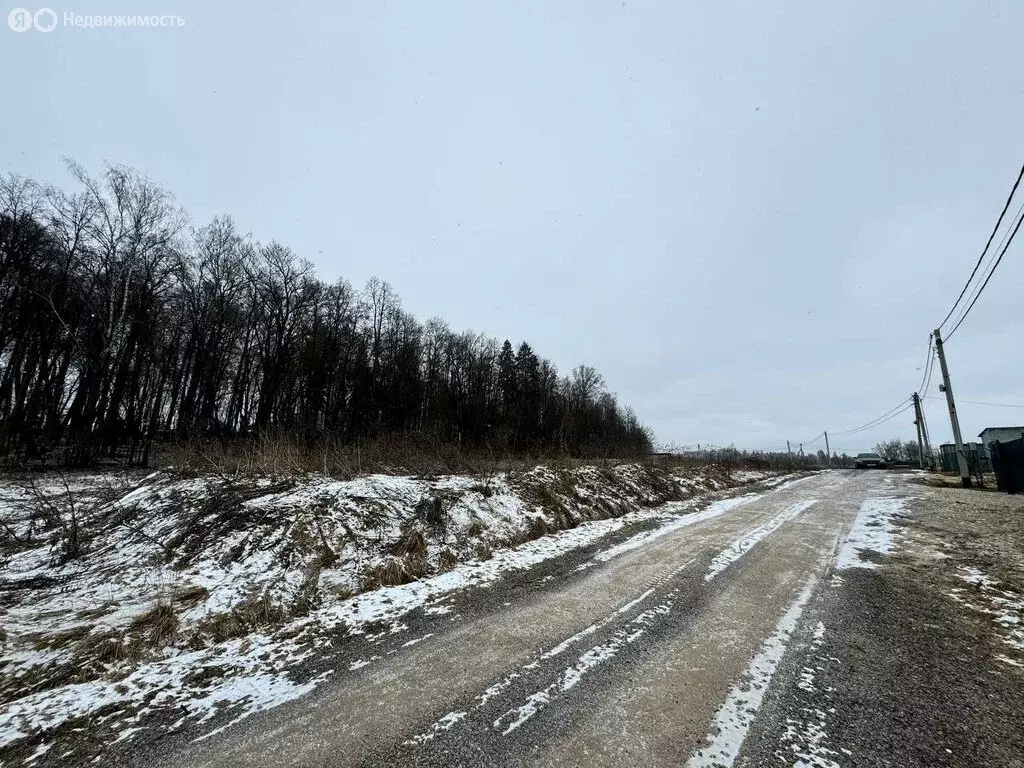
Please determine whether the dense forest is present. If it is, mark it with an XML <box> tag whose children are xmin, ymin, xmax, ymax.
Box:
<box><xmin>0</xmin><ymin>163</ymin><xmax>652</xmax><ymax>467</ymax></box>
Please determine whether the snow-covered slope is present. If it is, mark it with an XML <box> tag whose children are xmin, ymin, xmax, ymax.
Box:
<box><xmin>0</xmin><ymin>463</ymin><xmax>783</xmax><ymax>758</ymax></box>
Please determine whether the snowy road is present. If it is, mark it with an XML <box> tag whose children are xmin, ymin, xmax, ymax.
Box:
<box><xmin>117</xmin><ymin>468</ymin><xmax>1024</xmax><ymax>768</ymax></box>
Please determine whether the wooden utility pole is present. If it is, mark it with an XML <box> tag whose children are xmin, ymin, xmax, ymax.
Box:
<box><xmin>824</xmin><ymin>431</ymin><xmax>832</xmax><ymax>468</ymax></box>
<box><xmin>921</xmin><ymin>408</ymin><xmax>933</xmax><ymax>470</ymax></box>
<box><xmin>787</xmin><ymin>440</ymin><xmax>793</xmax><ymax>470</ymax></box>
<box><xmin>912</xmin><ymin>392</ymin><xmax>926</xmax><ymax>470</ymax></box>
<box><xmin>933</xmin><ymin>328</ymin><xmax>971</xmax><ymax>488</ymax></box>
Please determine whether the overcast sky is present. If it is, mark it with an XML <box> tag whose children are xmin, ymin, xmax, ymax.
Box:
<box><xmin>4</xmin><ymin>0</ymin><xmax>1023</xmax><ymax>453</ymax></box>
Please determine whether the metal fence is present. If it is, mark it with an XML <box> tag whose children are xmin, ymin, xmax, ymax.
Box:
<box><xmin>988</xmin><ymin>438</ymin><xmax>1024</xmax><ymax>495</ymax></box>
<box><xmin>938</xmin><ymin>442</ymin><xmax>991</xmax><ymax>473</ymax></box>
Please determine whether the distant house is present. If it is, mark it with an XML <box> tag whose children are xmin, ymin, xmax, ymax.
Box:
<box><xmin>978</xmin><ymin>426</ymin><xmax>1024</xmax><ymax>446</ymax></box>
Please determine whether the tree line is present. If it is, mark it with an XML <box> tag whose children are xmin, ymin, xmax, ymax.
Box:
<box><xmin>873</xmin><ymin>439</ymin><xmax>922</xmax><ymax>464</ymax></box>
<box><xmin>0</xmin><ymin>163</ymin><xmax>652</xmax><ymax>466</ymax></box>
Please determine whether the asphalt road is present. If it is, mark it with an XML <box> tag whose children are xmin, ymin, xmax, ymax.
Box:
<box><xmin>141</xmin><ymin>470</ymin><xmax>1024</xmax><ymax>768</ymax></box>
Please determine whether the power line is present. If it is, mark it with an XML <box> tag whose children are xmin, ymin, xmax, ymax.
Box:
<box><xmin>848</xmin><ymin>402</ymin><xmax>915</xmax><ymax>434</ymax></box>
<box><xmin>921</xmin><ymin>343</ymin><xmax>937</xmax><ymax>397</ymax></box>
<box><xmin>830</xmin><ymin>398</ymin><xmax>913</xmax><ymax>436</ymax></box>
<box><xmin>943</xmin><ymin>204</ymin><xmax>1018</xmax><ymax>337</ymax></box>
<box><xmin>946</xmin><ymin>205</ymin><xmax>1024</xmax><ymax>340</ymax></box>
<box><xmin>831</xmin><ymin>399</ymin><xmax>911</xmax><ymax>435</ymax></box>
<box><xmin>925</xmin><ymin>395</ymin><xmax>1024</xmax><ymax>409</ymax></box>
<box><xmin>945</xmin><ymin>199</ymin><xmax>1024</xmax><ymax>335</ymax></box>
<box><xmin>938</xmin><ymin>160</ymin><xmax>1024</xmax><ymax>331</ymax></box>
<box><xmin>916</xmin><ymin>335</ymin><xmax>933</xmax><ymax>394</ymax></box>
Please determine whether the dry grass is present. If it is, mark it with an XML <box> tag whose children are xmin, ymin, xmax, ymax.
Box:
<box><xmin>130</xmin><ymin>601</ymin><xmax>179</xmax><ymax>647</ymax></box>
<box><xmin>393</xmin><ymin>527</ymin><xmax>428</xmax><ymax>559</ymax></box>
<box><xmin>172</xmin><ymin>583</ymin><xmax>210</xmax><ymax>607</ymax></box>
<box><xmin>437</xmin><ymin>547</ymin><xmax>460</xmax><ymax>571</ymax></box>
<box><xmin>194</xmin><ymin>592</ymin><xmax>285</xmax><ymax>645</ymax></box>
<box><xmin>361</xmin><ymin>556</ymin><xmax>426</xmax><ymax>589</ymax></box>
<box><xmin>910</xmin><ymin>472</ymin><xmax>1000</xmax><ymax>491</ymax></box>
<box><xmin>33</xmin><ymin>624</ymin><xmax>94</xmax><ymax>651</ymax></box>
<box><xmin>414</xmin><ymin>493</ymin><xmax>454</xmax><ymax>532</ymax></box>
<box><xmin>527</xmin><ymin>515</ymin><xmax>555</xmax><ymax>540</ymax></box>
<box><xmin>161</xmin><ymin>434</ymin><xmax>653</xmax><ymax>480</ymax></box>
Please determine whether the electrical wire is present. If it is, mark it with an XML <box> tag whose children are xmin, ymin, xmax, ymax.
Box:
<box><xmin>943</xmin><ymin>220</ymin><xmax>1009</xmax><ymax>338</ymax></box>
<box><xmin>916</xmin><ymin>335</ymin><xmax>933</xmax><ymax>394</ymax></box>
<box><xmin>945</xmin><ymin>204</ymin><xmax>1024</xmax><ymax>340</ymax></box>
<box><xmin>938</xmin><ymin>160</ymin><xmax>1024</xmax><ymax>332</ymax></box>
<box><xmin>843</xmin><ymin>402</ymin><xmax>915</xmax><ymax>435</ymax></box>
<box><xmin>944</xmin><ymin>199</ymin><xmax>1024</xmax><ymax>337</ymax></box>
<box><xmin>797</xmin><ymin>432</ymin><xmax>825</xmax><ymax>447</ymax></box>
<box><xmin>831</xmin><ymin>399</ymin><xmax>911</xmax><ymax>435</ymax></box>
<box><xmin>925</xmin><ymin>395</ymin><xmax>1024</xmax><ymax>409</ymax></box>
<box><xmin>921</xmin><ymin>346</ymin><xmax>936</xmax><ymax>397</ymax></box>
<box><xmin>830</xmin><ymin>398</ymin><xmax>913</xmax><ymax>436</ymax></box>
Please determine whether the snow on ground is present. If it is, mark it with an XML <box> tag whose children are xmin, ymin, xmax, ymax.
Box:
<box><xmin>835</xmin><ymin>497</ymin><xmax>908</xmax><ymax>570</ymax></box>
<box><xmin>593</xmin><ymin>494</ymin><xmax>760</xmax><ymax>564</ymax></box>
<box><xmin>411</xmin><ymin>492</ymin><xmax>815</xmax><ymax>749</ymax></box>
<box><xmin>493</xmin><ymin>598</ymin><xmax>670</xmax><ymax>736</ymax></box>
<box><xmin>781</xmin><ymin>620</ymin><xmax>843</xmax><ymax>768</ymax></box>
<box><xmin>947</xmin><ymin>566</ymin><xmax>1024</xmax><ymax>664</ymax></box>
<box><xmin>0</xmin><ymin>463</ymin><xmax>791</xmax><ymax>754</ymax></box>
<box><xmin>686</xmin><ymin>576</ymin><xmax>820</xmax><ymax>768</ymax></box>
<box><xmin>704</xmin><ymin>499</ymin><xmax>818</xmax><ymax>581</ymax></box>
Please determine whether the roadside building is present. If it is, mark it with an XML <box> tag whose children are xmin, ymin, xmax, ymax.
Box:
<box><xmin>978</xmin><ymin>426</ymin><xmax>1024</xmax><ymax>447</ymax></box>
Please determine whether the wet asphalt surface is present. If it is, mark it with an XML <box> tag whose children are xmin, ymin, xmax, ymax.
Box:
<box><xmin>21</xmin><ymin>470</ymin><xmax>1024</xmax><ymax>768</ymax></box>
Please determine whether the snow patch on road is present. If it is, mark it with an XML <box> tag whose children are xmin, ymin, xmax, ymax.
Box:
<box><xmin>785</xmin><ymin>716</ymin><xmax>843</xmax><ymax>768</ymax></box>
<box><xmin>704</xmin><ymin>500</ymin><xmax>818</xmax><ymax>581</ymax></box>
<box><xmin>410</xmin><ymin>561</ymin><xmax>705</xmax><ymax>745</ymax></box>
<box><xmin>494</xmin><ymin>601</ymin><xmax>670</xmax><ymax>735</ymax></box>
<box><xmin>685</xmin><ymin>577</ymin><xmax>818</xmax><ymax>768</ymax></box>
<box><xmin>540</xmin><ymin>588</ymin><xmax>656</xmax><ymax>660</ymax></box>
<box><xmin>405</xmin><ymin>710</ymin><xmax>468</xmax><ymax>745</ymax></box>
<box><xmin>835</xmin><ymin>497</ymin><xmax>907</xmax><ymax>570</ymax></box>
<box><xmin>764</xmin><ymin>474</ymin><xmax>817</xmax><ymax>491</ymax></box>
<box><xmin>781</xmin><ymin>621</ymin><xmax>843</xmax><ymax>768</ymax></box>
<box><xmin>595</xmin><ymin>494</ymin><xmax>762</xmax><ymax>564</ymax></box>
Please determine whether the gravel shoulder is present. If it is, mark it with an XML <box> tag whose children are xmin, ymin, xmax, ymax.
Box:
<box><xmin>740</xmin><ymin>472</ymin><xmax>1024</xmax><ymax>768</ymax></box>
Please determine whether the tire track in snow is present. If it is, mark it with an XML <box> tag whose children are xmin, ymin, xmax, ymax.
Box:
<box><xmin>406</xmin><ymin>495</ymin><xmax>822</xmax><ymax>747</ymax></box>
<box><xmin>705</xmin><ymin>499</ymin><xmax>819</xmax><ymax>581</ymax></box>
<box><xmin>493</xmin><ymin>599</ymin><xmax>673</xmax><ymax>735</ymax></box>
<box><xmin>685</xmin><ymin>575</ymin><xmax>820</xmax><ymax>768</ymax></box>
<box><xmin>779</xmin><ymin>620</ymin><xmax>844</xmax><ymax>768</ymax></box>
<box><xmin>404</xmin><ymin>558</ymin><xmax>693</xmax><ymax>745</ymax></box>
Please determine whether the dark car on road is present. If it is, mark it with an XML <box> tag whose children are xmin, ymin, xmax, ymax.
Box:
<box><xmin>855</xmin><ymin>452</ymin><xmax>887</xmax><ymax>469</ymax></box>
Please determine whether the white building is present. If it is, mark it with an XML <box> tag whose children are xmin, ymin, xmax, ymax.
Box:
<box><xmin>978</xmin><ymin>426</ymin><xmax>1024</xmax><ymax>446</ymax></box>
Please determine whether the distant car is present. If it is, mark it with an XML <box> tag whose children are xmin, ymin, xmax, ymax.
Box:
<box><xmin>855</xmin><ymin>452</ymin><xmax>887</xmax><ymax>469</ymax></box>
